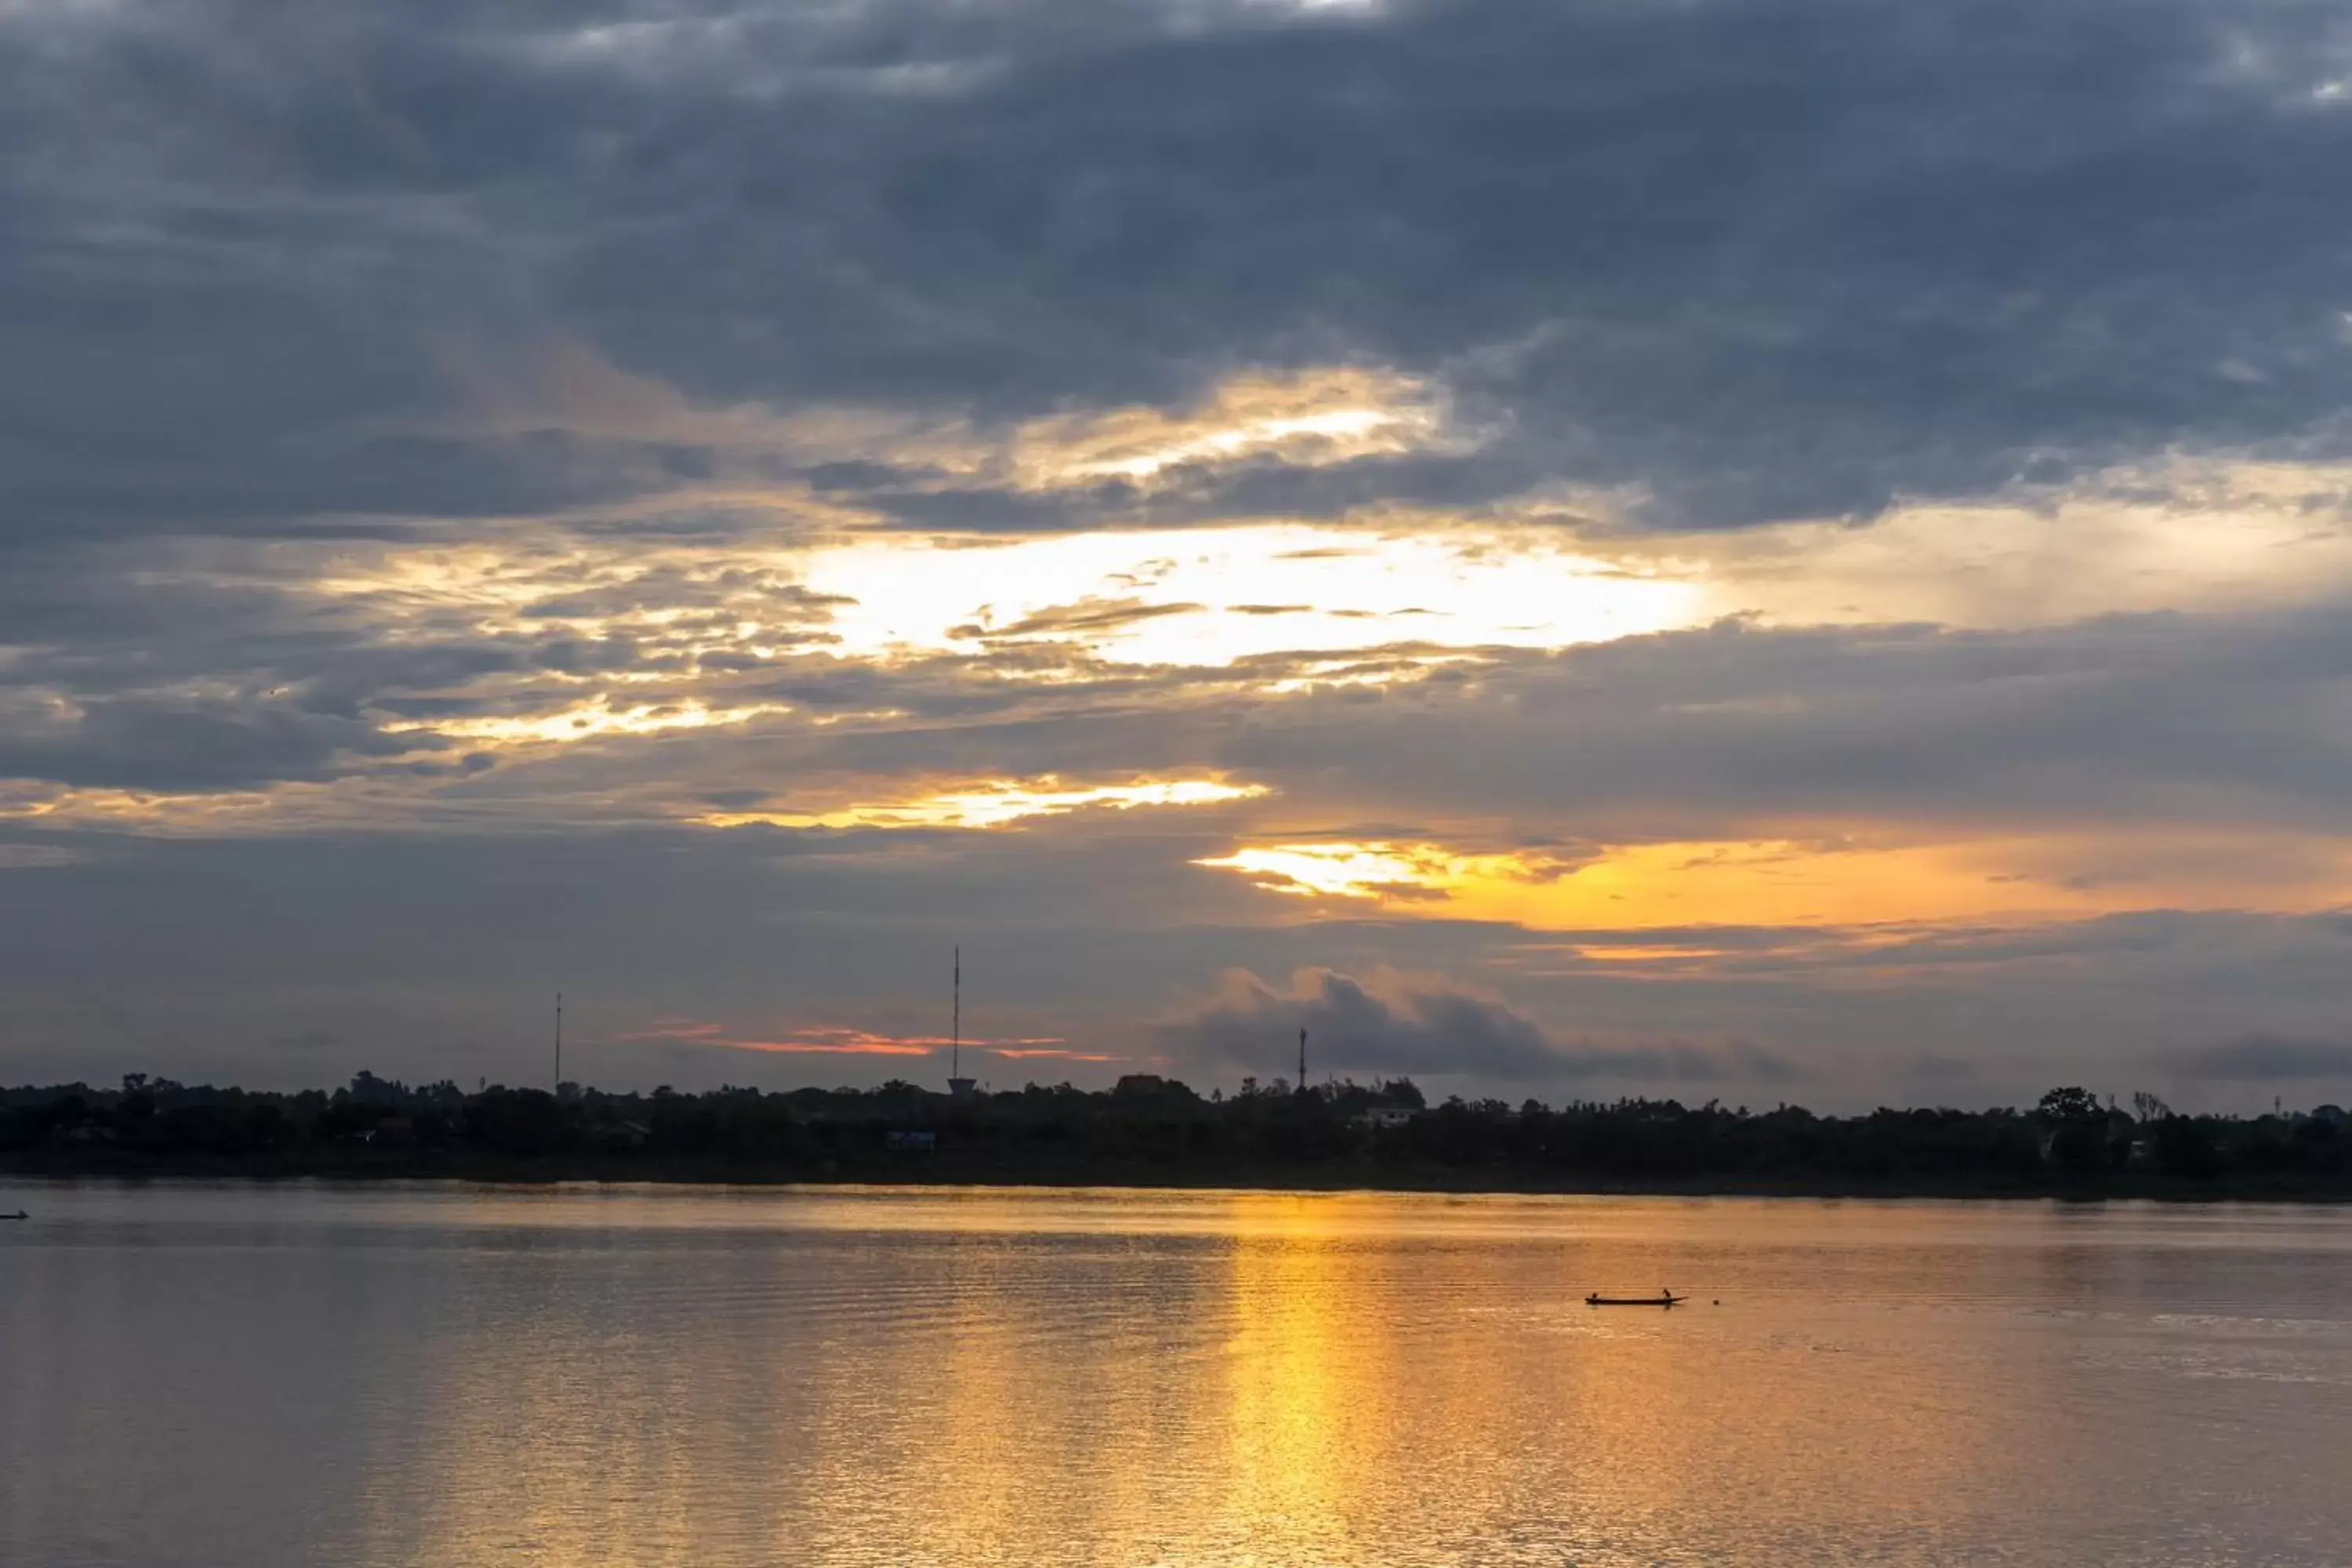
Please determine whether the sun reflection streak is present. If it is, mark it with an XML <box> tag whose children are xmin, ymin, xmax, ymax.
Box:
<box><xmin>1218</xmin><ymin>1200</ymin><xmax>1389</xmax><ymax>1561</ymax></box>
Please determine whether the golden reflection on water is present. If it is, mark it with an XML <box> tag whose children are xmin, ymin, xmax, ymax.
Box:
<box><xmin>1220</xmin><ymin>1204</ymin><xmax>1392</xmax><ymax>1563</ymax></box>
<box><xmin>216</xmin><ymin>1189</ymin><xmax>2352</xmax><ymax>1567</ymax></box>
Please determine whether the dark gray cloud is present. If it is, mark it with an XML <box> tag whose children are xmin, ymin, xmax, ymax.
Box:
<box><xmin>1219</xmin><ymin>607</ymin><xmax>2352</xmax><ymax>837</ymax></box>
<box><xmin>1167</xmin><ymin>964</ymin><xmax>1806</xmax><ymax>1086</ymax></box>
<box><xmin>2173</xmin><ymin>1033</ymin><xmax>2352</xmax><ymax>1081</ymax></box>
<box><xmin>9</xmin><ymin>0</ymin><xmax>2352</xmax><ymax>539</ymax></box>
<box><xmin>0</xmin><ymin>696</ymin><xmax>432</xmax><ymax>790</ymax></box>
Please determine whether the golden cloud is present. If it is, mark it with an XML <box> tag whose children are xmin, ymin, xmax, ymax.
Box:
<box><xmin>699</xmin><ymin>776</ymin><xmax>1269</xmax><ymax>831</ymax></box>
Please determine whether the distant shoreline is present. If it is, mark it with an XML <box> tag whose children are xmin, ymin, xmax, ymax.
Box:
<box><xmin>13</xmin><ymin>1078</ymin><xmax>2349</xmax><ymax>1203</ymax></box>
<box><xmin>9</xmin><ymin>1150</ymin><xmax>2351</xmax><ymax>1203</ymax></box>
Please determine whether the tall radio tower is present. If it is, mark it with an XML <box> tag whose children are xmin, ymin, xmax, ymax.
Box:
<box><xmin>949</xmin><ymin>947</ymin><xmax>975</xmax><ymax>1099</ymax></box>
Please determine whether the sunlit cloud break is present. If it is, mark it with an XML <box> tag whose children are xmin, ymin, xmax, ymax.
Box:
<box><xmin>1010</xmin><ymin>367</ymin><xmax>1453</xmax><ymax>487</ymax></box>
<box><xmin>389</xmin><ymin>699</ymin><xmax>793</xmax><ymax>746</ymax></box>
<box><xmin>1193</xmin><ymin>841</ymin><xmax>1568</xmax><ymax>901</ymax></box>
<box><xmin>700</xmin><ymin>777</ymin><xmax>1268</xmax><ymax>830</ymax></box>
<box><xmin>807</xmin><ymin>522</ymin><xmax>1702</xmax><ymax>666</ymax></box>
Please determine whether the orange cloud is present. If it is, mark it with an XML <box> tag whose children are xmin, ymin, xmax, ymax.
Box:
<box><xmin>716</xmin><ymin>1036</ymin><xmax>935</xmax><ymax>1057</ymax></box>
<box><xmin>608</xmin><ymin>1020</ymin><xmax>1073</xmax><ymax>1057</ymax></box>
<box><xmin>1198</xmin><ymin>829</ymin><xmax>2352</xmax><ymax>930</ymax></box>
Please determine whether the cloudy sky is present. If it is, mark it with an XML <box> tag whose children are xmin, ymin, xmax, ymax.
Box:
<box><xmin>5</xmin><ymin>0</ymin><xmax>2352</xmax><ymax>1106</ymax></box>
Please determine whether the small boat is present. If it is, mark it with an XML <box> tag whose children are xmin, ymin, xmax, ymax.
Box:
<box><xmin>1</xmin><ymin>1210</ymin><xmax>26</xmax><ymax>1221</ymax></box>
<box><xmin>1586</xmin><ymin>1290</ymin><xmax>1682</xmax><ymax>1307</ymax></box>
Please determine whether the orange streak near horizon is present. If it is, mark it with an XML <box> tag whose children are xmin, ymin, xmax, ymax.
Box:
<box><xmin>604</xmin><ymin>1022</ymin><xmax>1074</xmax><ymax>1058</ymax></box>
<box><xmin>723</xmin><ymin>1040</ymin><xmax>938</xmax><ymax>1057</ymax></box>
<box><xmin>1199</xmin><ymin>830</ymin><xmax>2352</xmax><ymax>929</ymax></box>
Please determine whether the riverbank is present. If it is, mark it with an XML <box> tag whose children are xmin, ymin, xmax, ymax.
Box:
<box><xmin>13</xmin><ymin>1076</ymin><xmax>2349</xmax><ymax>1201</ymax></box>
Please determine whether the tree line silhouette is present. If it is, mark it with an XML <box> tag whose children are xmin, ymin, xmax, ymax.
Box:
<box><xmin>3</xmin><ymin>1073</ymin><xmax>2347</xmax><ymax>1195</ymax></box>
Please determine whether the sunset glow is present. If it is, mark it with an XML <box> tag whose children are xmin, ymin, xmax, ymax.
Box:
<box><xmin>11</xmin><ymin>0</ymin><xmax>2352</xmax><ymax>1110</ymax></box>
<box><xmin>1199</xmin><ymin>831</ymin><xmax>2352</xmax><ymax>929</ymax></box>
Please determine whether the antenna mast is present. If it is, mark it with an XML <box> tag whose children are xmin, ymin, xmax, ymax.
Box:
<box><xmin>554</xmin><ymin>992</ymin><xmax>563</xmax><ymax>1093</ymax></box>
<box><xmin>1298</xmin><ymin>1026</ymin><xmax>1307</xmax><ymax>1093</ymax></box>
<box><xmin>946</xmin><ymin>947</ymin><xmax>977</xmax><ymax>1098</ymax></box>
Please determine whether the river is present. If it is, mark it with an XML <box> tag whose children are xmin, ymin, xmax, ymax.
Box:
<box><xmin>3</xmin><ymin>1182</ymin><xmax>2348</xmax><ymax>1565</ymax></box>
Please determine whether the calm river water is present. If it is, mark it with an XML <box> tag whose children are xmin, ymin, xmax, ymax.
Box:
<box><xmin>2</xmin><ymin>1182</ymin><xmax>2349</xmax><ymax>1566</ymax></box>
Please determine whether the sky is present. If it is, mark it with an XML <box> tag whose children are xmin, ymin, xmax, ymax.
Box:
<box><xmin>5</xmin><ymin>0</ymin><xmax>2352</xmax><ymax>1109</ymax></box>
